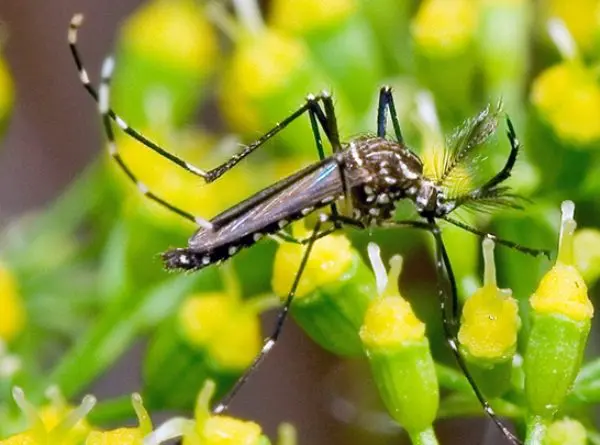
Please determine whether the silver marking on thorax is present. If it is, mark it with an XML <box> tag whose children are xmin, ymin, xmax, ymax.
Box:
<box><xmin>349</xmin><ymin>142</ymin><xmax>364</xmax><ymax>167</ymax></box>
<box><xmin>377</xmin><ymin>194</ymin><xmax>390</xmax><ymax>204</ymax></box>
<box><xmin>399</xmin><ymin>162</ymin><xmax>418</xmax><ymax>180</ymax></box>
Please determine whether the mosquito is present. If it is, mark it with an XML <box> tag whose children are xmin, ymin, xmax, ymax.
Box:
<box><xmin>69</xmin><ymin>14</ymin><xmax>548</xmax><ymax>445</ymax></box>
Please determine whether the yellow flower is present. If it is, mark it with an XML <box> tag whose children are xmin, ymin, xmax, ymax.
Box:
<box><xmin>0</xmin><ymin>56</ymin><xmax>13</xmax><ymax>122</ymax></box>
<box><xmin>360</xmin><ymin>244</ymin><xmax>425</xmax><ymax>347</ymax></box>
<box><xmin>271</xmin><ymin>224</ymin><xmax>354</xmax><ymax>298</ymax></box>
<box><xmin>412</xmin><ymin>0</ymin><xmax>478</xmax><ymax>57</ymax></box>
<box><xmin>546</xmin><ymin>0</ymin><xmax>600</xmax><ymax>52</ymax></box>
<box><xmin>530</xmin><ymin>201</ymin><xmax>593</xmax><ymax>321</ymax></box>
<box><xmin>545</xmin><ymin>417</ymin><xmax>588</xmax><ymax>445</ymax></box>
<box><xmin>459</xmin><ymin>238</ymin><xmax>520</xmax><ymax>361</ymax></box>
<box><xmin>121</xmin><ymin>0</ymin><xmax>218</xmax><ymax>74</ymax></box>
<box><xmin>531</xmin><ymin>61</ymin><xmax>600</xmax><ymax>144</ymax></box>
<box><xmin>86</xmin><ymin>394</ymin><xmax>152</xmax><ymax>445</ymax></box>
<box><xmin>115</xmin><ymin>130</ymin><xmax>255</xmax><ymax>224</ymax></box>
<box><xmin>145</xmin><ymin>381</ymin><xmax>268</xmax><ymax>445</ymax></box>
<box><xmin>0</xmin><ymin>263</ymin><xmax>25</xmax><ymax>343</ymax></box>
<box><xmin>0</xmin><ymin>387</ymin><xmax>95</xmax><ymax>445</ymax></box>
<box><xmin>219</xmin><ymin>30</ymin><xmax>308</xmax><ymax>133</ymax></box>
<box><xmin>270</xmin><ymin>0</ymin><xmax>356</xmax><ymax>34</ymax></box>
<box><xmin>177</xmin><ymin>266</ymin><xmax>263</xmax><ymax>371</ymax></box>
<box><xmin>573</xmin><ymin>228</ymin><xmax>600</xmax><ymax>284</ymax></box>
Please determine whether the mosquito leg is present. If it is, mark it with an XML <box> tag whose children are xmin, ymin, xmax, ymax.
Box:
<box><xmin>377</xmin><ymin>86</ymin><xmax>404</xmax><ymax>143</ymax></box>
<box><xmin>442</xmin><ymin>216</ymin><xmax>551</xmax><ymax>260</ymax></box>
<box><xmin>68</xmin><ymin>14</ymin><xmax>209</xmax><ymax>179</ymax></box>
<box><xmin>381</xmin><ymin>217</ymin><xmax>522</xmax><ymax>444</ymax></box>
<box><xmin>319</xmin><ymin>92</ymin><xmax>355</xmax><ymax>220</ymax></box>
<box><xmin>98</xmin><ymin>57</ymin><xmax>213</xmax><ymax>230</ymax></box>
<box><xmin>69</xmin><ymin>14</ymin><xmax>332</xmax><ymax>185</ymax></box>
<box><xmin>213</xmin><ymin>214</ymin><xmax>327</xmax><ymax>414</ymax></box>
<box><xmin>305</xmin><ymin>100</ymin><xmax>345</xmax><ymax>226</ymax></box>
<box><xmin>476</xmin><ymin>116</ymin><xmax>520</xmax><ymax>192</ymax></box>
<box><xmin>427</xmin><ymin>218</ymin><xmax>522</xmax><ymax>445</ymax></box>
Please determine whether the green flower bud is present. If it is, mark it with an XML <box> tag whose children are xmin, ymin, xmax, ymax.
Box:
<box><xmin>524</xmin><ymin>201</ymin><xmax>593</xmax><ymax>441</ymax></box>
<box><xmin>113</xmin><ymin>0</ymin><xmax>218</xmax><ymax>126</ymax></box>
<box><xmin>458</xmin><ymin>238</ymin><xmax>520</xmax><ymax>398</ymax></box>
<box><xmin>271</xmin><ymin>225</ymin><xmax>375</xmax><ymax>356</ymax></box>
<box><xmin>360</xmin><ymin>244</ymin><xmax>439</xmax><ymax>442</ymax></box>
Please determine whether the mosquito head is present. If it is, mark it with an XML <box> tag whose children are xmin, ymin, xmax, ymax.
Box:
<box><xmin>415</xmin><ymin>181</ymin><xmax>454</xmax><ymax>218</ymax></box>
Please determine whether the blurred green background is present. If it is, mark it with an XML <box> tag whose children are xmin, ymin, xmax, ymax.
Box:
<box><xmin>0</xmin><ymin>1</ymin><xmax>599</xmax><ymax>444</ymax></box>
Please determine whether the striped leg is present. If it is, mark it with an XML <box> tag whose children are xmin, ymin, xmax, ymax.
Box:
<box><xmin>98</xmin><ymin>57</ymin><xmax>213</xmax><ymax>230</ymax></box>
<box><xmin>426</xmin><ymin>218</ymin><xmax>522</xmax><ymax>445</ymax></box>
<box><xmin>381</xmin><ymin>218</ymin><xmax>522</xmax><ymax>444</ymax></box>
<box><xmin>69</xmin><ymin>14</ymin><xmax>337</xmax><ymax>185</ymax></box>
<box><xmin>213</xmin><ymin>213</ymin><xmax>328</xmax><ymax>414</ymax></box>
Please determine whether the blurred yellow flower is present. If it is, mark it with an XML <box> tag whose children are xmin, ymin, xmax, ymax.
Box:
<box><xmin>531</xmin><ymin>62</ymin><xmax>600</xmax><ymax>144</ymax></box>
<box><xmin>270</xmin><ymin>0</ymin><xmax>356</xmax><ymax>34</ymax></box>
<box><xmin>121</xmin><ymin>0</ymin><xmax>218</xmax><ymax>74</ymax></box>
<box><xmin>114</xmin><ymin>130</ymin><xmax>256</xmax><ymax>225</ymax></box>
<box><xmin>412</xmin><ymin>0</ymin><xmax>478</xmax><ymax>57</ymax></box>
<box><xmin>86</xmin><ymin>394</ymin><xmax>152</xmax><ymax>445</ymax></box>
<box><xmin>546</xmin><ymin>0</ymin><xmax>600</xmax><ymax>51</ymax></box>
<box><xmin>219</xmin><ymin>30</ymin><xmax>308</xmax><ymax>133</ymax></box>
<box><xmin>0</xmin><ymin>388</ymin><xmax>94</xmax><ymax>445</ymax></box>
<box><xmin>573</xmin><ymin>228</ymin><xmax>600</xmax><ymax>283</ymax></box>
<box><xmin>272</xmin><ymin>226</ymin><xmax>354</xmax><ymax>298</ymax></box>
<box><xmin>0</xmin><ymin>263</ymin><xmax>25</xmax><ymax>343</ymax></box>
<box><xmin>0</xmin><ymin>56</ymin><xmax>13</xmax><ymax>122</ymax></box>
<box><xmin>146</xmin><ymin>381</ymin><xmax>268</xmax><ymax>445</ymax></box>
<box><xmin>178</xmin><ymin>292</ymin><xmax>261</xmax><ymax>372</ymax></box>
<box><xmin>545</xmin><ymin>417</ymin><xmax>588</xmax><ymax>445</ymax></box>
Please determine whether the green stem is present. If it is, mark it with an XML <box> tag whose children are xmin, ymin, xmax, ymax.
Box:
<box><xmin>409</xmin><ymin>427</ymin><xmax>439</xmax><ymax>445</ymax></box>
<box><xmin>525</xmin><ymin>415</ymin><xmax>549</xmax><ymax>445</ymax></box>
<box><xmin>88</xmin><ymin>395</ymin><xmax>133</xmax><ymax>425</ymax></box>
<box><xmin>438</xmin><ymin>393</ymin><xmax>523</xmax><ymax>420</ymax></box>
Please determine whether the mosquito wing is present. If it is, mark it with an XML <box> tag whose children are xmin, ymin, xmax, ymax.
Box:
<box><xmin>188</xmin><ymin>158</ymin><xmax>347</xmax><ymax>251</ymax></box>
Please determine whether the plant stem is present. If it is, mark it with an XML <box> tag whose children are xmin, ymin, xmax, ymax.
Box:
<box><xmin>525</xmin><ymin>415</ymin><xmax>549</xmax><ymax>445</ymax></box>
<box><xmin>409</xmin><ymin>427</ymin><xmax>439</xmax><ymax>445</ymax></box>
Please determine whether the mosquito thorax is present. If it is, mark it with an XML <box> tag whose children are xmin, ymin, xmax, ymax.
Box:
<box><xmin>343</xmin><ymin>136</ymin><xmax>444</xmax><ymax>223</ymax></box>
